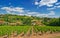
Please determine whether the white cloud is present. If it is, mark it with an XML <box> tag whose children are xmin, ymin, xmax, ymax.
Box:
<box><xmin>35</xmin><ymin>0</ymin><xmax>58</xmax><ymax>7</ymax></box>
<box><xmin>36</xmin><ymin>11</ymin><xmax>55</xmax><ymax>17</ymax></box>
<box><xmin>35</xmin><ymin>2</ymin><xmax>39</xmax><ymax>5</ymax></box>
<box><xmin>48</xmin><ymin>11</ymin><xmax>55</xmax><ymax>15</ymax></box>
<box><xmin>1</xmin><ymin>7</ymin><xmax>24</xmax><ymax>13</ymax></box>
<box><xmin>47</xmin><ymin>5</ymin><xmax>60</xmax><ymax>10</ymax></box>
<box><xmin>25</xmin><ymin>11</ymin><xmax>55</xmax><ymax>17</ymax></box>
<box><xmin>1</xmin><ymin>7</ymin><xmax>56</xmax><ymax>17</ymax></box>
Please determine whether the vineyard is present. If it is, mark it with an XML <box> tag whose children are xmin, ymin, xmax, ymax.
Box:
<box><xmin>0</xmin><ymin>26</ymin><xmax>31</xmax><ymax>36</ymax></box>
<box><xmin>0</xmin><ymin>26</ymin><xmax>60</xmax><ymax>38</ymax></box>
<box><xmin>0</xmin><ymin>14</ymin><xmax>60</xmax><ymax>38</ymax></box>
<box><xmin>34</xmin><ymin>26</ymin><xmax>60</xmax><ymax>34</ymax></box>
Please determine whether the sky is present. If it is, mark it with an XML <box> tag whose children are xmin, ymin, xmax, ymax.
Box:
<box><xmin>0</xmin><ymin>0</ymin><xmax>60</xmax><ymax>18</ymax></box>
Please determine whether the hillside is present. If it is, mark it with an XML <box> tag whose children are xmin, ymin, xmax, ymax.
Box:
<box><xmin>0</xmin><ymin>14</ymin><xmax>60</xmax><ymax>26</ymax></box>
<box><xmin>0</xmin><ymin>14</ymin><xmax>43</xmax><ymax>26</ymax></box>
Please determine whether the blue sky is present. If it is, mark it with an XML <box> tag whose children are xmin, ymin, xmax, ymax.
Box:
<box><xmin>0</xmin><ymin>0</ymin><xmax>60</xmax><ymax>18</ymax></box>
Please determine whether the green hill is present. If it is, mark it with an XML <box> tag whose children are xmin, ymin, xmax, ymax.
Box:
<box><xmin>0</xmin><ymin>14</ymin><xmax>60</xmax><ymax>26</ymax></box>
<box><xmin>0</xmin><ymin>14</ymin><xmax>43</xmax><ymax>26</ymax></box>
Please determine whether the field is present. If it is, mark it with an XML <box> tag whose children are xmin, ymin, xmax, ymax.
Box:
<box><xmin>0</xmin><ymin>26</ymin><xmax>31</xmax><ymax>36</ymax></box>
<box><xmin>0</xmin><ymin>14</ymin><xmax>60</xmax><ymax>38</ymax></box>
<box><xmin>0</xmin><ymin>26</ymin><xmax>60</xmax><ymax>38</ymax></box>
<box><xmin>34</xmin><ymin>26</ymin><xmax>60</xmax><ymax>33</ymax></box>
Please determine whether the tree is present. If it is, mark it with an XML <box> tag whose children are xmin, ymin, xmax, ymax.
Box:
<box><xmin>48</xmin><ymin>18</ymin><xmax>60</xmax><ymax>26</ymax></box>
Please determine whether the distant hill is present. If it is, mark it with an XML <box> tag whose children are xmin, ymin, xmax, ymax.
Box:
<box><xmin>0</xmin><ymin>14</ymin><xmax>60</xmax><ymax>26</ymax></box>
<box><xmin>0</xmin><ymin>14</ymin><xmax>43</xmax><ymax>26</ymax></box>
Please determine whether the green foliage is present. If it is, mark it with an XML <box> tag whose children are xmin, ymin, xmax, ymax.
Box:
<box><xmin>0</xmin><ymin>14</ymin><xmax>60</xmax><ymax>26</ymax></box>
<box><xmin>0</xmin><ymin>26</ymin><xmax>31</xmax><ymax>36</ymax></box>
<box><xmin>0</xmin><ymin>26</ymin><xmax>60</xmax><ymax>36</ymax></box>
<box><xmin>34</xmin><ymin>26</ymin><xmax>60</xmax><ymax>33</ymax></box>
<box><xmin>48</xmin><ymin>18</ymin><xmax>60</xmax><ymax>26</ymax></box>
<box><xmin>42</xmin><ymin>17</ymin><xmax>60</xmax><ymax>26</ymax></box>
<box><xmin>42</xmin><ymin>17</ymin><xmax>51</xmax><ymax>25</ymax></box>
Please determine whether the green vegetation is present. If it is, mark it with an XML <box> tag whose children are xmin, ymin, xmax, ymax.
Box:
<box><xmin>42</xmin><ymin>17</ymin><xmax>60</xmax><ymax>26</ymax></box>
<box><xmin>34</xmin><ymin>26</ymin><xmax>60</xmax><ymax>33</ymax></box>
<box><xmin>0</xmin><ymin>26</ymin><xmax>31</xmax><ymax>36</ymax></box>
<box><xmin>0</xmin><ymin>14</ymin><xmax>60</xmax><ymax>36</ymax></box>
<box><xmin>0</xmin><ymin>26</ymin><xmax>60</xmax><ymax>36</ymax></box>
<box><xmin>0</xmin><ymin>14</ymin><xmax>42</xmax><ymax>26</ymax></box>
<box><xmin>0</xmin><ymin>14</ymin><xmax>60</xmax><ymax>26</ymax></box>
